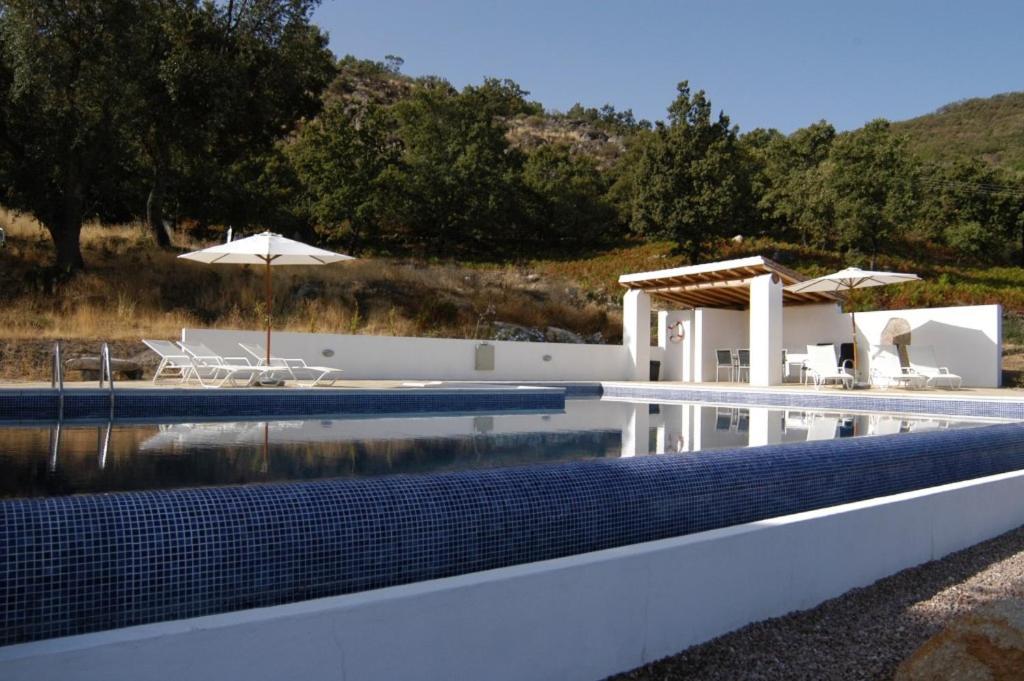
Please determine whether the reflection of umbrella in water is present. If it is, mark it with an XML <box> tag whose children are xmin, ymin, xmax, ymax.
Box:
<box><xmin>178</xmin><ymin>232</ymin><xmax>355</xmax><ymax>364</ymax></box>
<box><xmin>785</xmin><ymin>267</ymin><xmax>920</xmax><ymax>378</ymax></box>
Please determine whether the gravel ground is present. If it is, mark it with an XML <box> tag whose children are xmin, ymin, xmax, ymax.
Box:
<box><xmin>609</xmin><ymin>524</ymin><xmax>1024</xmax><ymax>681</ymax></box>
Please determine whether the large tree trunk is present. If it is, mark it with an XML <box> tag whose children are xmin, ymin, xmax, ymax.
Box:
<box><xmin>146</xmin><ymin>143</ymin><xmax>172</xmax><ymax>248</ymax></box>
<box><xmin>46</xmin><ymin>214</ymin><xmax>85</xmax><ymax>274</ymax></box>
<box><xmin>146</xmin><ymin>180</ymin><xmax>171</xmax><ymax>248</ymax></box>
<box><xmin>45</xmin><ymin>173</ymin><xmax>87</xmax><ymax>274</ymax></box>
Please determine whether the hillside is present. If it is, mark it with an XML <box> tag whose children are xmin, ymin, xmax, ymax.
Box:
<box><xmin>3</xmin><ymin>209</ymin><xmax>1024</xmax><ymax>383</ymax></box>
<box><xmin>893</xmin><ymin>92</ymin><xmax>1024</xmax><ymax>173</ymax></box>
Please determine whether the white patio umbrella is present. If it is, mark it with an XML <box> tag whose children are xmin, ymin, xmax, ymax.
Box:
<box><xmin>784</xmin><ymin>267</ymin><xmax>920</xmax><ymax>377</ymax></box>
<box><xmin>179</xmin><ymin>231</ymin><xmax>354</xmax><ymax>364</ymax></box>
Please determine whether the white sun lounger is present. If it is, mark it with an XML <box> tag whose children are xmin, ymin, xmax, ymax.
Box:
<box><xmin>178</xmin><ymin>341</ymin><xmax>273</xmax><ymax>388</ymax></box>
<box><xmin>869</xmin><ymin>345</ymin><xmax>926</xmax><ymax>390</ymax></box>
<box><xmin>804</xmin><ymin>344</ymin><xmax>854</xmax><ymax>390</ymax></box>
<box><xmin>907</xmin><ymin>345</ymin><xmax>963</xmax><ymax>390</ymax></box>
<box><xmin>142</xmin><ymin>339</ymin><xmax>195</xmax><ymax>383</ymax></box>
<box><xmin>238</xmin><ymin>343</ymin><xmax>344</xmax><ymax>387</ymax></box>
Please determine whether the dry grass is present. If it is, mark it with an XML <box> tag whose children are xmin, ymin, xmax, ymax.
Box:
<box><xmin>0</xmin><ymin>212</ymin><xmax>621</xmax><ymax>379</ymax></box>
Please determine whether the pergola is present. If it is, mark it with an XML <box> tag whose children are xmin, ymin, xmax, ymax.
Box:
<box><xmin>618</xmin><ymin>256</ymin><xmax>838</xmax><ymax>309</ymax></box>
<box><xmin>617</xmin><ymin>256</ymin><xmax>840</xmax><ymax>386</ymax></box>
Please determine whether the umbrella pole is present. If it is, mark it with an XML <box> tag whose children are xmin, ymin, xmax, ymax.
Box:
<box><xmin>265</xmin><ymin>260</ymin><xmax>272</xmax><ymax>366</ymax></box>
<box><xmin>851</xmin><ymin>308</ymin><xmax>858</xmax><ymax>377</ymax></box>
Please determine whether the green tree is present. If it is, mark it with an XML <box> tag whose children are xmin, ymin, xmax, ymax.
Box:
<box><xmin>287</xmin><ymin>100</ymin><xmax>398</xmax><ymax>251</ymax></box>
<box><xmin>383</xmin><ymin>78</ymin><xmax>532</xmax><ymax>254</ymax></box>
<box><xmin>0</xmin><ymin>0</ymin><xmax>333</xmax><ymax>271</ymax></box>
<box><xmin>915</xmin><ymin>159</ymin><xmax>1024</xmax><ymax>264</ymax></box>
<box><xmin>822</xmin><ymin>119</ymin><xmax>918</xmax><ymax>266</ymax></box>
<box><xmin>521</xmin><ymin>143</ymin><xmax>617</xmax><ymax>249</ymax></box>
<box><xmin>629</xmin><ymin>82</ymin><xmax>745</xmax><ymax>262</ymax></box>
<box><xmin>0</xmin><ymin>0</ymin><xmax>152</xmax><ymax>272</ymax></box>
<box><xmin>136</xmin><ymin>0</ymin><xmax>333</xmax><ymax>246</ymax></box>
<box><xmin>755</xmin><ymin>121</ymin><xmax>836</xmax><ymax>246</ymax></box>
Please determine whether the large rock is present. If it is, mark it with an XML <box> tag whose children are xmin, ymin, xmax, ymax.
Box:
<box><xmin>545</xmin><ymin>326</ymin><xmax>583</xmax><ymax>344</ymax></box>
<box><xmin>895</xmin><ymin>599</ymin><xmax>1024</xmax><ymax>680</ymax></box>
<box><xmin>65</xmin><ymin>356</ymin><xmax>143</xmax><ymax>380</ymax></box>
<box><xmin>881</xmin><ymin>317</ymin><xmax>912</xmax><ymax>346</ymax></box>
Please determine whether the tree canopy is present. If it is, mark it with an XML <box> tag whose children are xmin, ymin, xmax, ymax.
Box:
<box><xmin>2</xmin><ymin>5</ymin><xmax>1024</xmax><ymax>273</ymax></box>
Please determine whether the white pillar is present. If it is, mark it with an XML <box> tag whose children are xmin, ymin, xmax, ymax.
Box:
<box><xmin>692</xmin><ymin>309</ymin><xmax>706</xmax><ymax>383</ymax></box>
<box><xmin>747</xmin><ymin>407</ymin><xmax>784</xmax><ymax>447</ymax></box>
<box><xmin>623</xmin><ymin>289</ymin><xmax>651</xmax><ymax>381</ymax></box>
<box><xmin>621</xmin><ymin>403</ymin><xmax>649</xmax><ymax>457</ymax></box>
<box><xmin>749</xmin><ymin>274</ymin><xmax>783</xmax><ymax>386</ymax></box>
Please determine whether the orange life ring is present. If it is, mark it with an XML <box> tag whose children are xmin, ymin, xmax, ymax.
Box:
<box><xmin>667</xmin><ymin>321</ymin><xmax>685</xmax><ymax>343</ymax></box>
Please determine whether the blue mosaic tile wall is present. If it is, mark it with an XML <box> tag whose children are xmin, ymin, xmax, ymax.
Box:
<box><xmin>4</xmin><ymin>421</ymin><xmax>1024</xmax><ymax>646</ymax></box>
<box><xmin>604</xmin><ymin>384</ymin><xmax>1024</xmax><ymax>420</ymax></box>
<box><xmin>0</xmin><ymin>387</ymin><xmax>565</xmax><ymax>423</ymax></box>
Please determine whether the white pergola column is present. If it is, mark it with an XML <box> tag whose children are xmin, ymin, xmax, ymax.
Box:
<box><xmin>747</xmin><ymin>407</ymin><xmax>784</xmax><ymax>447</ymax></box>
<box><xmin>749</xmin><ymin>273</ymin><xmax>783</xmax><ymax>386</ymax></box>
<box><xmin>620</xmin><ymin>403</ymin><xmax>649</xmax><ymax>457</ymax></box>
<box><xmin>623</xmin><ymin>289</ymin><xmax>651</xmax><ymax>381</ymax></box>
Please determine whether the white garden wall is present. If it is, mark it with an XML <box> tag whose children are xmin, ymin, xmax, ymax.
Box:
<box><xmin>852</xmin><ymin>304</ymin><xmax>1002</xmax><ymax>388</ymax></box>
<box><xmin>183</xmin><ymin>328</ymin><xmax>631</xmax><ymax>381</ymax></box>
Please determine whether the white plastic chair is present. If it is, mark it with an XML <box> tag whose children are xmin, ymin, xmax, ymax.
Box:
<box><xmin>907</xmin><ymin>345</ymin><xmax>963</xmax><ymax>389</ymax></box>
<box><xmin>869</xmin><ymin>345</ymin><xmax>926</xmax><ymax>390</ymax></box>
<box><xmin>238</xmin><ymin>343</ymin><xmax>344</xmax><ymax>387</ymax></box>
<box><xmin>804</xmin><ymin>344</ymin><xmax>854</xmax><ymax>390</ymax></box>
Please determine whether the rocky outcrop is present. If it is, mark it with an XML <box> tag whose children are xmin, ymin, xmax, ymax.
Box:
<box><xmin>895</xmin><ymin>599</ymin><xmax>1024</xmax><ymax>681</ymax></box>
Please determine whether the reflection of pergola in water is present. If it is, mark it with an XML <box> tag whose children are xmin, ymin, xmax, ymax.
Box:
<box><xmin>618</xmin><ymin>256</ymin><xmax>840</xmax><ymax>386</ymax></box>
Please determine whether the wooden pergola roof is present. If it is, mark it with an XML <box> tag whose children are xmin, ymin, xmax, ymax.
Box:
<box><xmin>619</xmin><ymin>256</ymin><xmax>840</xmax><ymax>309</ymax></box>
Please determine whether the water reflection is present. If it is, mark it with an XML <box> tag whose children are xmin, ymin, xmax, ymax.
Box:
<box><xmin>1</xmin><ymin>400</ymin><xmax>995</xmax><ymax>498</ymax></box>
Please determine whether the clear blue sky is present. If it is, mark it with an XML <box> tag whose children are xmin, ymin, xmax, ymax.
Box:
<box><xmin>313</xmin><ymin>1</ymin><xmax>1024</xmax><ymax>134</ymax></box>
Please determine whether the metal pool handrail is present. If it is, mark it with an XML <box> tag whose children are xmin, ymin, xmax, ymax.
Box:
<box><xmin>99</xmin><ymin>342</ymin><xmax>115</xmax><ymax>415</ymax></box>
<box><xmin>51</xmin><ymin>340</ymin><xmax>64</xmax><ymax>420</ymax></box>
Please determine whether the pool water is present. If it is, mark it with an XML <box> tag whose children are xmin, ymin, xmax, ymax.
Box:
<box><xmin>0</xmin><ymin>399</ymin><xmax>1000</xmax><ymax>498</ymax></box>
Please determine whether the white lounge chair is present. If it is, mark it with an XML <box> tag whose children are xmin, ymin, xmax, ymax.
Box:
<box><xmin>869</xmin><ymin>415</ymin><xmax>906</xmax><ymax>435</ymax></box>
<box><xmin>907</xmin><ymin>345</ymin><xmax>963</xmax><ymax>389</ymax></box>
<box><xmin>178</xmin><ymin>341</ymin><xmax>272</xmax><ymax>388</ymax></box>
<box><xmin>142</xmin><ymin>339</ymin><xmax>195</xmax><ymax>383</ymax></box>
<box><xmin>804</xmin><ymin>344</ymin><xmax>854</xmax><ymax>389</ymax></box>
<box><xmin>805</xmin><ymin>415</ymin><xmax>839</xmax><ymax>440</ymax></box>
<box><xmin>238</xmin><ymin>343</ymin><xmax>344</xmax><ymax>387</ymax></box>
<box><xmin>869</xmin><ymin>345</ymin><xmax>926</xmax><ymax>390</ymax></box>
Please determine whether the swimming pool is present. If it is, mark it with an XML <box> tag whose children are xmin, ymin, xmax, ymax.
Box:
<box><xmin>0</xmin><ymin>398</ymin><xmax>1000</xmax><ymax>498</ymax></box>
<box><xmin>3</xmin><ymin>388</ymin><xmax>1024</xmax><ymax>647</ymax></box>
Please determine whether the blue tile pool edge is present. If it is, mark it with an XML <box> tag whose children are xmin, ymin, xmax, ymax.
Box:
<box><xmin>0</xmin><ymin>386</ymin><xmax>567</xmax><ymax>423</ymax></box>
<box><xmin>3</xmin><ymin>420</ymin><xmax>1024</xmax><ymax>646</ymax></box>
<box><xmin>602</xmin><ymin>383</ymin><xmax>1024</xmax><ymax>420</ymax></box>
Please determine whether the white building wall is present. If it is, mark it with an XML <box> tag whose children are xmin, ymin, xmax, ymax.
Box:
<box><xmin>184</xmin><ymin>329</ymin><xmax>632</xmax><ymax>382</ymax></box>
<box><xmin>692</xmin><ymin>309</ymin><xmax>748</xmax><ymax>382</ymax></box>
<box><xmin>656</xmin><ymin>310</ymin><xmax>693</xmax><ymax>382</ymax></box>
<box><xmin>7</xmin><ymin>469</ymin><xmax>1024</xmax><ymax>681</ymax></box>
<box><xmin>781</xmin><ymin>303</ymin><xmax>848</xmax><ymax>352</ymax></box>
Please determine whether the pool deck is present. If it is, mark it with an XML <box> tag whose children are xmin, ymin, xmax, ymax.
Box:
<box><xmin>0</xmin><ymin>378</ymin><xmax>1020</xmax><ymax>399</ymax></box>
